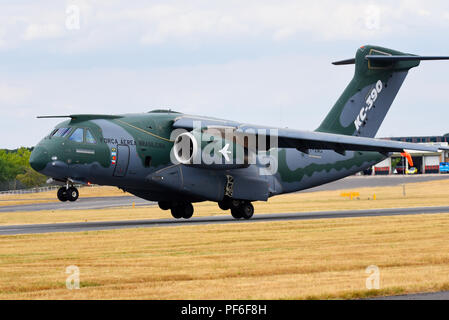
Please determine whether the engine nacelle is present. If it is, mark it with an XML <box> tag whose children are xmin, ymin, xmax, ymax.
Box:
<box><xmin>172</xmin><ymin>131</ymin><xmax>251</xmax><ymax>169</ymax></box>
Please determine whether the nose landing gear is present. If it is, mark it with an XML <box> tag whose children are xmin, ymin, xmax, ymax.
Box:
<box><xmin>57</xmin><ymin>186</ymin><xmax>79</xmax><ymax>202</ymax></box>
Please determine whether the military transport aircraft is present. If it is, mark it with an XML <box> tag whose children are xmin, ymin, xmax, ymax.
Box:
<box><xmin>30</xmin><ymin>45</ymin><xmax>449</xmax><ymax>220</ymax></box>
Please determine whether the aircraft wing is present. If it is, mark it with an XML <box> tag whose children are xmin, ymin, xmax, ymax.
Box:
<box><xmin>173</xmin><ymin>116</ymin><xmax>449</xmax><ymax>154</ymax></box>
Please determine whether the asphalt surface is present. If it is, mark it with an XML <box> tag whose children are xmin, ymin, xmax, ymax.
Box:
<box><xmin>305</xmin><ymin>174</ymin><xmax>449</xmax><ymax>192</ymax></box>
<box><xmin>0</xmin><ymin>196</ymin><xmax>153</xmax><ymax>212</ymax></box>
<box><xmin>1</xmin><ymin>205</ymin><xmax>449</xmax><ymax>235</ymax></box>
<box><xmin>1</xmin><ymin>175</ymin><xmax>448</xmax><ymax>213</ymax></box>
<box><xmin>371</xmin><ymin>291</ymin><xmax>449</xmax><ymax>300</ymax></box>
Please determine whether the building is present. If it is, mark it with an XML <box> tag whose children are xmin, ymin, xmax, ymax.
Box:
<box><xmin>387</xmin><ymin>133</ymin><xmax>449</xmax><ymax>144</ymax></box>
<box><xmin>368</xmin><ymin>134</ymin><xmax>449</xmax><ymax>175</ymax></box>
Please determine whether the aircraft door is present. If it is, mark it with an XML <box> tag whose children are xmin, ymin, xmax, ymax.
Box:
<box><xmin>113</xmin><ymin>145</ymin><xmax>130</xmax><ymax>177</ymax></box>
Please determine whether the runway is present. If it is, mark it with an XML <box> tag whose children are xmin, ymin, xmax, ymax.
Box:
<box><xmin>304</xmin><ymin>174</ymin><xmax>449</xmax><ymax>192</ymax></box>
<box><xmin>0</xmin><ymin>196</ymin><xmax>152</xmax><ymax>212</ymax></box>
<box><xmin>1</xmin><ymin>205</ymin><xmax>449</xmax><ymax>235</ymax></box>
<box><xmin>372</xmin><ymin>290</ymin><xmax>449</xmax><ymax>300</ymax></box>
<box><xmin>1</xmin><ymin>175</ymin><xmax>448</xmax><ymax>213</ymax></box>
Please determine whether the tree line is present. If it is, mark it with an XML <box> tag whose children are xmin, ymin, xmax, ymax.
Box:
<box><xmin>0</xmin><ymin>148</ymin><xmax>47</xmax><ymax>191</ymax></box>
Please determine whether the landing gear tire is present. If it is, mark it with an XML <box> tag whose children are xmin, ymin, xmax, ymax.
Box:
<box><xmin>171</xmin><ymin>206</ymin><xmax>183</xmax><ymax>219</ymax></box>
<box><xmin>230</xmin><ymin>201</ymin><xmax>254</xmax><ymax>220</ymax></box>
<box><xmin>218</xmin><ymin>200</ymin><xmax>230</xmax><ymax>211</ymax></box>
<box><xmin>240</xmin><ymin>202</ymin><xmax>254</xmax><ymax>220</ymax></box>
<box><xmin>158</xmin><ymin>201</ymin><xmax>171</xmax><ymax>210</ymax></box>
<box><xmin>67</xmin><ymin>187</ymin><xmax>79</xmax><ymax>202</ymax></box>
<box><xmin>171</xmin><ymin>203</ymin><xmax>194</xmax><ymax>219</ymax></box>
<box><xmin>231</xmin><ymin>208</ymin><xmax>242</xmax><ymax>219</ymax></box>
<box><xmin>181</xmin><ymin>203</ymin><xmax>194</xmax><ymax>219</ymax></box>
<box><xmin>57</xmin><ymin>187</ymin><xmax>68</xmax><ymax>202</ymax></box>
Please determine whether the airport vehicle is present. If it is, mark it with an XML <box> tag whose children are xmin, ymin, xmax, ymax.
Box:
<box><xmin>30</xmin><ymin>45</ymin><xmax>449</xmax><ymax>220</ymax></box>
<box><xmin>441</xmin><ymin>162</ymin><xmax>449</xmax><ymax>173</ymax></box>
<box><xmin>406</xmin><ymin>167</ymin><xmax>418</xmax><ymax>175</ymax></box>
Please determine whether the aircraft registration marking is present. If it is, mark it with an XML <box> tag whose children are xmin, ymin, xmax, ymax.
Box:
<box><xmin>354</xmin><ymin>80</ymin><xmax>383</xmax><ymax>131</ymax></box>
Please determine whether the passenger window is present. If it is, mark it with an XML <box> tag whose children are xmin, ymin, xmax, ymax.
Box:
<box><xmin>85</xmin><ymin>129</ymin><xmax>97</xmax><ymax>144</ymax></box>
<box><xmin>69</xmin><ymin>128</ymin><xmax>84</xmax><ymax>143</ymax></box>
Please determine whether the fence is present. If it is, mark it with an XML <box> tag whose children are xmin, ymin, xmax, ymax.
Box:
<box><xmin>0</xmin><ymin>184</ymin><xmax>92</xmax><ymax>195</ymax></box>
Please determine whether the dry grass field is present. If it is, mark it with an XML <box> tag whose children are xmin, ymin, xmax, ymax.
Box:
<box><xmin>1</xmin><ymin>178</ymin><xmax>449</xmax><ymax>299</ymax></box>
<box><xmin>1</xmin><ymin>213</ymin><xmax>449</xmax><ymax>299</ymax></box>
<box><xmin>0</xmin><ymin>178</ymin><xmax>449</xmax><ymax>225</ymax></box>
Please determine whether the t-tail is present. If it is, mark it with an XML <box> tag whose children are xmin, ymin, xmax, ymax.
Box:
<box><xmin>316</xmin><ymin>45</ymin><xmax>449</xmax><ymax>138</ymax></box>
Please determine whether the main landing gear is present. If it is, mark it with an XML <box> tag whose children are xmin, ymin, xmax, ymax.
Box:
<box><xmin>57</xmin><ymin>186</ymin><xmax>79</xmax><ymax>202</ymax></box>
<box><xmin>158</xmin><ymin>201</ymin><xmax>194</xmax><ymax>219</ymax></box>
<box><xmin>218</xmin><ymin>198</ymin><xmax>254</xmax><ymax>220</ymax></box>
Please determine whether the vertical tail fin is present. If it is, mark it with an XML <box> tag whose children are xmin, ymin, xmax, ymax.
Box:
<box><xmin>316</xmin><ymin>45</ymin><xmax>449</xmax><ymax>137</ymax></box>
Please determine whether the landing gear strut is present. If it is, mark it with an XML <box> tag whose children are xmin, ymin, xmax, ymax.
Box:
<box><xmin>57</xmin><ymin>186</ymin><xmax>79</xmax><ymax>202</ymax></box>
<box><xmin>159</xmin><ymin>202</ymin><xmax>194</xmax><ymax>219</ymax></box>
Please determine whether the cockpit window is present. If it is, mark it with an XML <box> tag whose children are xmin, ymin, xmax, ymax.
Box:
<box><xmin>49</xmin><ymin>129</ymin><xmax>58</xmax><ymax>137</ymax></box>
<box><xmin>85</xmin><ymin>129</ymin><xmax>97</xmax><ymax>144</ymax></box>
<box><xmin>52</xmin><ymin>127</ymin><xmax>72</xmax><ymax>138</ymax></box>
<box><xmin>69</xmin><ymin>128</ymin><xmax>84</xmax><ymax>143</ymax></box>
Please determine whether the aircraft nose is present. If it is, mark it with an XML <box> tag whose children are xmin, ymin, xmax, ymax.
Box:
<box><xmin>29</xmin><ymin>146</ymin><xmax>49</xmax><ymax>172</ymax></box>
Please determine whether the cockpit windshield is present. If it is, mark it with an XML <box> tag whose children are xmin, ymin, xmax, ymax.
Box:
<box><xmin>49</xmin><ymin>127</ymin><xmax>97</xmax><ymax>144</ymax></box>
<box><xmin>69</xmin><ymin>128</ymin><xmax>84</xmax><ymax>143</ymax></box>
<box><xmin>85</xmin><ymin>129</ymin><xmax>97</xmax><ymax>144</ymax></box>
<box><xmin>51</xmin><ymin>127</ymin><xmax>72</xmax><ymax>138</ymax></box>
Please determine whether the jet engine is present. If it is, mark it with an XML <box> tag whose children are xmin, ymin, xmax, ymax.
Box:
<box><xmin>172</xmin><ymin>131</ymin><xmax>252</xmax><ymax>169</ymax></box>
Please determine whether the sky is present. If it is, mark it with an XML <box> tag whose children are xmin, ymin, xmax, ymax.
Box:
<box><xmin>1</xmin><ymin>0</ymin><xmax>449</xmax><ymax>149</ymax></box>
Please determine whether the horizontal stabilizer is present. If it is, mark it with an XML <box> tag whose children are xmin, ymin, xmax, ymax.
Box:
<box><xmin>332</xmin><ymin>58</ymin><xmax>356</xmax><ymax>65</ymax></box>
<box><xmin>333</xmin><ymin>55</ymin><xmax>449</xmax><ymax>66</ymax></box>
<box><xmin>37</xmin><ymin>115</ymin><xmax>72</xmax><ymax>118</ymax></box>
<box><xmin>365</xmin><ymin>55</ymin><xmax>449</xmax><ymax>62</ymax></box>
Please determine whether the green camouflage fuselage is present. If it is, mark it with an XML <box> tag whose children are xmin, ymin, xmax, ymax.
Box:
<box><xmin>31</xmin><ymin>110</ymin><xmax>385</xmax><ymax>202</ymax></box>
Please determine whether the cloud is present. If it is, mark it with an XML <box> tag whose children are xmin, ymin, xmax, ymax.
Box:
<box><xmin>22</xmin><ymin>23</ymin><xmax>65</xmax><ymax>40</ymax></box>
<box><xmin>0</xmin><ymin>0</ymin><xmax>448</xmax><ymax>51</ymax></box>
<box><xmin>0</xmin><ymin>83</ymin><xmax>30</xmax><ymax>105</ymax></box>
<box><xmin>1</xmin><ymin>0</ymin><xmax>449</xmax><ymax>148</ymax></box>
